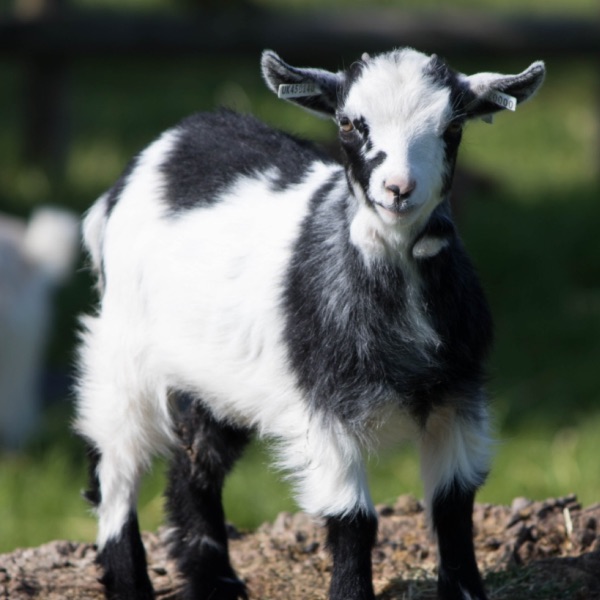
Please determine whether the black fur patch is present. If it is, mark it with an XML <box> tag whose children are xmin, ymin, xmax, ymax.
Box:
<box><xmin>339</xmin><ymin>121</ymin><xmax>386</xmax><ymax>207</ymax></box>
<box><xmin>97</xmin><ymin>510</ymin><xmax>154</xmax><ymax>600</ymax></box>
<box><xmin>423</xmin><ymin>56</ymin><xmax>470</xmax><ymax>197</ymax></box>
<box><xmin>412</xmin><ymin>204</ymin><xmax>456</xmax><ymax>245</ymax></box>
<box><xmin>338</xmin><ymin>60</ymin><xmax>367</xmax><ymax>105</ymax></box>
<box><xmin>433</xmin><ymin>478</ymin><xmax>489</xmax><ymax>600</ymax></box>
<box><xmin>441</xmin><ymin>126</ymin><xmax>464</xmax><ymax>198</ymax></box>
<box><xmin>335</xmin><ymin>106</ymin><xmax>386</xmax><ymax>211</ymax></box>
<box><xmin>160</xmin><ymin>109</ymin><xmax>336</xmax><ymax>213</ymax></box>
<box><xmin>105</xmin><ymin>154</ymin><xmax>139</xmax><ymax>216</ymax></box>
<box><xmin>165</xmin><ymin>395</ymin><xmax>251</xmax><ymax>600</ymax></box>
<box><xmin>416</xmin><ymin>203</ymin><xmax>493</xmax><ymax>398</ymax></box>
<box><xmin>326</xmin><ymin>511</ymin><xmax>377</xmax><ymax>600</ymax></box>
<box><xmin>425</xmin><ymin>54</ymin><xmax>459</xmax><ymax>90</ymax></box>
<box><xmin>283</xmin><ymin>188</ymin><xmax>492</xmax><ymax>428</ymax></box>
<box><xmin>82</xmin><ymin>444</ymin><xmax>101</xmax><ymax>507</ymax></box>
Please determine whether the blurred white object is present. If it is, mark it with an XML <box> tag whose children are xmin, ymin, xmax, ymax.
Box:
<box><xmin>0</xmin><ymin>207</ymin><xmax>79</xmax><ymax>450</ymax></box>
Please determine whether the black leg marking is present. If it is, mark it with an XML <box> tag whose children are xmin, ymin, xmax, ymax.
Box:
<box><xmin>326</xmin><ymin>511</ymin><xmax>377</xmax><ymax>600</ymax></box>
<box><xmin>166</xmin><ymin>398</ymin><xmax>251</xmax><ymax>600</ymax></box>
<box><xmin>433</xmin><ymin>479</ymin><xmax>488</xmax><ymax>600</ymax></box>
<box><xmin>97</xmin><ymin>510</ymin><xmax>154</xmax><ymax>600</ymax></box>
<box><xmin>83</xmin><ymin>444</ymin><xmax>101</xmax><ymax>507</ymax></box>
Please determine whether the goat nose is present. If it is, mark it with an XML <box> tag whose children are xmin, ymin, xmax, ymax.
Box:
<box><xmin>384</xmin><ymin>178</ymin><xmax>416</xmax><ymax>200</ymax></box>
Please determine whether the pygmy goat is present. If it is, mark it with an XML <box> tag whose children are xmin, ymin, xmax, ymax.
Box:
<box><xmin>75</xmin><ymin>48</ymin><xmax>545</xmax><ymax>600</ymax></box>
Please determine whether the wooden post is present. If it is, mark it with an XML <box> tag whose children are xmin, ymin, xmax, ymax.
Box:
<box><xmin>16</xmin><ymin>0</ymin><xmax>70</xmax><ymax>179</ymax></box>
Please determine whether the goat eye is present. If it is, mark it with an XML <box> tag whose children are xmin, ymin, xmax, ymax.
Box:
<box><xmin>339</xmin><ymin>117</ymin><xmax>355</xmax><ymax>133</ymax></box>
<box><xmin>445</xmin><ymin>121</ymin><xmax>463</xmax><ymax>135</ymax></box>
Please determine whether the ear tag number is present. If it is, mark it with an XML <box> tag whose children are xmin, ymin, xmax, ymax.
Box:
<box><xmin>278</xmin><ymin>83</ymin><xmax>322</xmax><ymax>99</ymax></box>
<box><xmin>485</xmin><ymin>90</ymin><xmax>518</xmax><ymax>111</ymax></box>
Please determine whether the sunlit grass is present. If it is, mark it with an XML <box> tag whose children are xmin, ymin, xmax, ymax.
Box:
<box><xmin>481</xmin><ymin>412</ymin><xmax>600</xmax><ymax>507</ymax></box>
<box><xmin>3</xmin><ymin>404</ymin><xmax>600</xmax><ymax>553</ymax></box>
<box><xmin>0</xmin><ymin>445</ymin><xmax>94</xmax><ymax>551</ymax></box>
<box><xmin>460</xmin><ymin>61</ymin><xmax>598</xmax><ymax>196</ymax></box>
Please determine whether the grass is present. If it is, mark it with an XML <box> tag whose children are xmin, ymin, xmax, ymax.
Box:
<box><xmin>0</xmin><ymin>17</ymin><xmax>599</xmax><ymax>553</ymax></box>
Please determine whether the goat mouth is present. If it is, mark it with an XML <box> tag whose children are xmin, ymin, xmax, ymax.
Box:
<box><xmin>372</xmin><ymin>199</ymin><xmax>414</xmax><ymax>217</ymax></box>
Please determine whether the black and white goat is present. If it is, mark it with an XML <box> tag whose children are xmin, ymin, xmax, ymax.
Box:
<box><xmin>75</xmin><ymin>48</ymin><xmax>545</xmax><ymax>600</ymax></box>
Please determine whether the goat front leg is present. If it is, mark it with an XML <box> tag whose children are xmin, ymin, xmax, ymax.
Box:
<box><xmin>326</xmin><ymin>511</ymin><xmax>378</xmax><ymax>600</ymax></box>
<box><xmin>279</xmin><ymin>415</ymin><xmax>377</xmax><ymax>600</ymax></box>
<box><xmin>420</xmin><ymin>402</ymin><xmax>491</xmax><ymax>600</ymax></box>
<box><xmin>433</xmin><ymin>481</ymin><xmax>486</xmax><ymax>600</ymax></box>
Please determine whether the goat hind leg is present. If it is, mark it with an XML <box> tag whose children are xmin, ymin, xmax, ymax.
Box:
<box><xmin>165</xmin><ymin>397</ymin><xmax>251</xmax><ymax>600</ymax></box>
<box><xmin>77</xmin><ymin>387</ymin><xmax>163</xmax><ymax>598</ymax></box>
<box><xmin>84</xmin><ymin>443</ymin><xmax>154</xmax><ymax>600</ymax></box>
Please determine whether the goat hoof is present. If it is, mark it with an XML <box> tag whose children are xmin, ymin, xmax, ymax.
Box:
<box><xmin>217</xmin><ymin>576</ymin><xmax>248</xmax><ymax>599</ymax></box>
<box><xmin>187</xmin><ymin>576</ymin><xmax>248</xmax><ymax>600</ymax></box>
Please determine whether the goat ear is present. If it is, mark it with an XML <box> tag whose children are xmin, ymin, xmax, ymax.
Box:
<box><xmin>462</xmin><ymin>61</ymin><xmax>546</xmax><ymax>120</ymax></box>
<box><xmin>261</xmin><ymin>50</ymin><xmax>342</xmax><ymax>117</ymax></box>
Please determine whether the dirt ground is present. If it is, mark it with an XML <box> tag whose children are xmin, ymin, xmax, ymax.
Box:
<box><xmin>1</xmin><ymin>494</ymin><xmax>599</xmax><ymax>599</ymax></box>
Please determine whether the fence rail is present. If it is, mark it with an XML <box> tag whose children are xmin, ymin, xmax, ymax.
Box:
<box><xmin>1</xmin><ymin>7</ymin><xmax>598</xmax><ymax>177</ymax></box>
<box><xmin>1</xmin><ymin>9</ymin><xmax>599</xmax><ymax>61</ymax></box>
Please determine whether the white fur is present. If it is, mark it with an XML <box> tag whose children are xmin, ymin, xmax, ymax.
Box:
<box><xmin>419</xmin><ymin>403</ymin><xmax>492</xmax><ymax>520</ymax></box>
<box><xmin>276</xmin><ymin>415</ymin><xmax>373</xmax><ymax>517</ymax></box>
<box><xmin>76</xmin><ymin>129</ymin><xmax>377</xmax><ymax>545</ymax></box>
<box><xmin>77</xmin><ymin>131</ymin><xmax>184</xmax><ymax>545</ymax></box>
<box><xmin>82</xmin><ymin>194</ymin><xmax>109</xmax><ymax>293</ymax></box>
<box><xmin>349</xmin><ymin>196</ymin><xmax>415</xmax><ymax>262</ymax></box>
<box><xmin>412</xmin><ymin>236</ymin><xmax>450</xmax><ymax>259</ymax></box>
<box><xmin>344</xmin><ymin>49</ymin><xmax>451</xmax><ymax>242</ymax></box>
<box><xmin>349</xmin><ymin>200</ymin><xmax>441</xmax><ymax>353</ymax></box>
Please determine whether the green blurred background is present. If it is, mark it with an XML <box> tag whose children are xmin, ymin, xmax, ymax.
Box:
<box><xmin>0</xmin><ymin>0</ymin><xmax>598</xmax><ymax>553</ymax></box>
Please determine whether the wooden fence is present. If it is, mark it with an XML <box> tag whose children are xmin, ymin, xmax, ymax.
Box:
<box><xmin>2</xmin><ymin>8</ymin><xmax>600</xmax><ymax>59</ymax></box>
<box><xmin>1</xmin><ymin>6</ymin><xmax>599</xmax><ymax>176</ymax></box>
